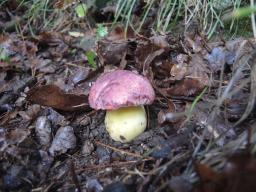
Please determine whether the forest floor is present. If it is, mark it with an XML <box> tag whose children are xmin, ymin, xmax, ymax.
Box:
<box><xmin>1</xmin><ymin>1</ymin><xmax>256</xmax><ymax>192</ymax></box>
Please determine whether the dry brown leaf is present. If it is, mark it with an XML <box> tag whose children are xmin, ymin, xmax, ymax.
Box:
<box><xmin>161</xmin><ymin>78</ymin><xmax>205</xmax><ymax>96</ymax></box>
<box><xmin>135</xmin><ymin>39</ymin><xmax>167</xmax><ymax>74</ymax></box>
<box><xmin>106</xmin><ymin>25</ymin><xmax>135</xmax><ymax>41</ymax></box>
<box><xmin>18</xmin><ymin>104</ymin><xmax>41</xmax><ymax>121</ymax></box>
<box><xmin>157</xmin><ymin>100</ymin><xmax>185</xmax><ymax>124</ymax></box>
<box><xmin>195</xmin><ymin>162</ymin><xmax>222</xmax><ymax>183</ymax></box>
<box><xmin>195</xmin><ymin>150</ymin><xmax>256</xmax><ymax>192</ymax></box>
<box><xmin>26</xmin><ymin>84</ymin><xmax>89</xmax><ymax>111</ymax></box>
<box><xmin>34</xmin><ymin>32</ymin><xmax>70</xmax><ymax>59</ymax></box>
<box><xmin>150</xmin><ymin>35</ymin><xmax>169</xmax><ymax>49</ymax></box>
<box><xmin>96</xmin><ymin>25</ymin><xmax>136</xmax><ymax>67</ymax></box>
<box><xmin>0</xmin><ymin>126</ymin><xmax>30</xmax><ymax>152</ymax></box>
<box><xmin>170</xmin><ymin>54</ymin><xmax>189</xmax><ymax>80</ymax></box>
<box><xmin>53</xmin><ymin>0</ymin><xmax>75</xmax><ymax>9</ymax></box>
<box><xmin>97</xmin><ymin>40</ymin><xmax>128</xmax><ymax>66</ymax></box>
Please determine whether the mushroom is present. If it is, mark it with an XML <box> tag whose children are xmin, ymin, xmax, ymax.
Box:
<box><xmin>89</xmin><ymin>70</ymin><xmax>155</xmax><ymax>143</ymax></box>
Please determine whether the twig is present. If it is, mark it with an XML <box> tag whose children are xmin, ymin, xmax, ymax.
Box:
<box><xmin>77</xmin><ymin>160</ymin><xmax>151</xmax><ymax>172</ymax></box>
<box><xmin>148</xmin><ymin>151</ymin><xmax>191</xmax><ymax>175</ymax></box>
<box><xmin>94</xmin><ymin>140</ymin><xmax>154</xmax><ymax>160</ymax></box>
<box><xmin>137</xmin><ymin>159</ymin><xmax>162</xmax><ymax>192</ymax></box>
<box><xmin>69</xmin><ymin>160</ymin><xmax>81</xmax><ymax>192</ymax></box>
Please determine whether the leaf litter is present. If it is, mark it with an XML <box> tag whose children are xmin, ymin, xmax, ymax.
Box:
<box><xmin>1</xmin><ymin>3</ymin><xmax>256</xmax><ymax>192</ymax></box>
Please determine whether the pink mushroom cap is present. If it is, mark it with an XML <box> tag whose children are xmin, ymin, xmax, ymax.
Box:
<box><xmin>89</xmin><ymin>70</ymin><xmax>155</xmax><ymax>110</ymax></box>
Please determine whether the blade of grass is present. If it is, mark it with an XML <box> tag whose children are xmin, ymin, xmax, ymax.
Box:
<box><xmin>124</xmin><ymin>0</ymin><xmax>136</xmax><ymax>38</ymax></box>
<box><xmin>137</xmin><ymin>0</ymin><xmax>155</xmax><ymax>33</ymax></box>
<box><xmin>186</xmin><ymin>87</ymin><xmax>208</xmax><ymax>121</ymax></box>
<box><xmin>163</xmin><ymin>0</ymin><xmax>178</xmax><ymax>32</ymax></box>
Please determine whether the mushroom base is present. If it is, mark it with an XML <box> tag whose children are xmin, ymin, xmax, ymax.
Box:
<box><xmin>105</xmin><ymin>106</ymin><xmax>147</xmax><ymax>143</ymax></box>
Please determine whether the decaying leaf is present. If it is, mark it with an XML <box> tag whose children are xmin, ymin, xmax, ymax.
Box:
<box><xmin>97</xmin><ymin>39</ymin><xmax>128</xmax><ymax>66</ymax></box>
<box><xmin>34</xmin><ymin>32</ymin><xmax>70</xmax><ymax>59</ymax></box>
<box><xmin>184</xmin><ymin>32</ymin><xmax>208</xmax><ymax>53</ymax></box>
<box><xmin>149</xmin><ymin>35</ymin><xmax>169</xmax><ymax>49</ymax></box>
<box><xmin>160</xmin><ymin>54</ymin><xmax>210</xmax><ymax>96</ymax></box>
<box><xmin>0</xmin><ymin>126</ymin><xmax>30</xmax><ymax>152</ymax></box>
<box><xmin>195</xmin><ymin>150</ymin><xmax>256</xmax><ymax>192</ymax></box>
<box><xmin>18</xmin><ymin>104</ymin><xmax>41</xmax><ymax>121</ymax></box>
<box><xmin>97</xmin><ymin>25</ymin><xmax>135</xmax><ymax>67</ymax></box>
<box><xmin>158</xmin><ymin>100</ymin><xmax>186</xmax><ymax>124</ymax></box>
<box><xmin>69</xmin><ymin>67</ymin><xmax>91</xmax><ymax>85</ymax></box>
<box><xmin>26</xmin><ymin>84</ymin><xmax>89</xmax><ymax>111</ymax></box>
<box><xmin>106</xmin><ymin>25</ymin><xmax>135</xmax><ymax>41</ymax></box>
<box><xmin>135</xmin><ymin>38</ymin><xmax>167</xmax><ymax>72</ymax></box>
<box><xmin>161</xmin><ymin>78</ymin><xmax>205</xmax><ymax>96</ymax></box>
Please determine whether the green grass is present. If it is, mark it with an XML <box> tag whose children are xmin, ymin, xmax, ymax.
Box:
<box><xmin>113</xmin><ymin>0</ymin><xmax>249</xmax><ymax>39</ymax></box>
<box><xmin>186</xmin><ymin>87</ymin><xmax>208</xmax><ymax>122</ymax></box>
<box><xmin>223</xmin><ymin>17</ymin><xmax>253</xmax><ymax>38</ymax></box>
<box><xmin>5</xmin><ymin>0</ymin><xmax>87</xmax><ymax>35</ymax></box>
<box><xmin>12</xmin><ymin>0</ymin><xmax>54</xmax><ymax>35</ymax></box>
<box><xmin>3</xmin><ymin>0</ymin><xmax>251</xmax><ymax>39</ymax></box>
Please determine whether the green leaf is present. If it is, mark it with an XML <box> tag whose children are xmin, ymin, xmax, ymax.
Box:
<box><xmin>75</xmin><ymin>3</ymin><xmax>87</xmax><ymax>18</ymax></box>
<box><xmin>86</xmin><ymin>51</ymin><xmax>97</xmax><ymax>69</ymax></box>
<box><xmin>96</xmin><ymin>24</ymin><xmax>108</xmax><ymax>40</ymax></box>
<box><xmin>0</xmin><ymin>47</ymin><xmax>10</xmax><ymax>62</ymax></box>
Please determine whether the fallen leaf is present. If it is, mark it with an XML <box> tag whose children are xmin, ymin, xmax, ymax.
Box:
<box><xmin>194</xmin><ymin>162</ymin><xmax>222</xmax><ymax>183</ymax></box>
<box><xmin>26</xmin><ymin>84</ymin><xmax>89</xmax><ymax>111</ymax></box>
<box><xmin>97</xmin><ymin>39</ymin><xmax>128</xmax><ymax>66</ymax></box>
<box><xmin>135</xmin><ymin>39</ymin><xmax>166</xmax><ymax>72</ymax></box>
<box><xmin>161</xmin><ymin>78</ymin><xmax>205</xmax><ymax>96</ymax></box>
<box><xmin>35</xmin><ymin>32</ymin><xmax>70</xmax><ymax>59</ymax></box>
<box><xmin>18</xmin><ymin>104</ymin><xmax>41</xmax><ymax>121</ymax></box>
<box><xmin>86</xmin><ymin>51</ymin><xmax>97</xmax><ymax>69</ymax></box>
<box><xmin>0</xmin><ymin>126</ymin><xmax>30</xmax><ymax>152</ymax></box>
<box><xmin>75</xmin><ymin>3</ymin><xmax>87</xmax><ymax>18</ymax></box>
<box><xmin>150</xmin><ymin>35</ymin><xmax>169</xmax><ymax>49</ymax></box>
<box><xmin>184</xmin><ymin>32</ymin><xmax>208</xmax><ymax>53</ymax></box>
<box><xmin>170</xmin><ymin>54</ymin><xmax>189</xmax><ymax>80</ymax></box>
<box><xmin>158</xmin><ymin>100</ymin><xmax>185</xmax><ymax>124</ymax></box>
<box><xmin>69</xmin><ymin>67</ymin><xmax>91</xmax><ymax>85</ymax></box>
<box><xmin>195</xmin><ymin>150</ymin><xmax>256</xmax><ymax>192</ymax></box>
<box><xmin>106</xmin><ymin>25</ymin><xmax>135</xmax><ymax>41</ymax></box>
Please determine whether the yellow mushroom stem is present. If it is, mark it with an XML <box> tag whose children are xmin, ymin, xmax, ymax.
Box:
<box><xmin>105</xmin><ymin>106</ymin><xmax>147</xmax><ymax>143</ymax></box>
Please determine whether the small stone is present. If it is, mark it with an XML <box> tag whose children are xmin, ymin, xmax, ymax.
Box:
<box><xmin>86</xmin><ymin>178</ymin><xmax>103</xmax><ymax>192</ymax></box>
<box><xmin>96</xmin><ymin>146</ymin><xmax>110</xmax><ymax>164</ymax></box>
<box><xmin>49</xmin><ymin>126</ymin><xmax>76</xmax><ymax>156</ymax></box>
<box><xmin>35</xmin><ymin>116</ymin><xmax>52</xmax><ymax>146</ymax></box>
<box><xmin>103</xmin><ymin>182</ymin><xmax>129</xmax><ymax>192</ymax></box>
<box><xmin>82</xmin><ymin>140</ymin><xmax>95</xmax><ymax>156</ymax></box>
